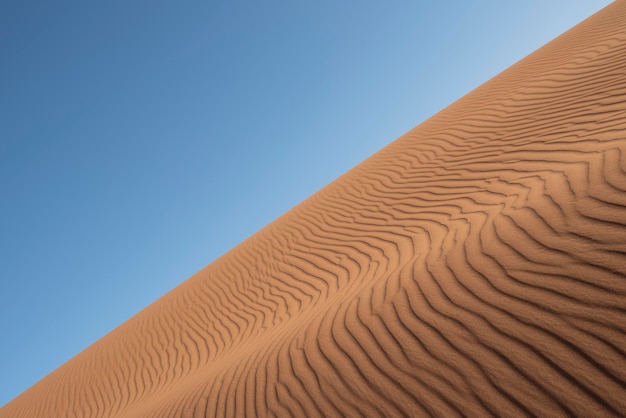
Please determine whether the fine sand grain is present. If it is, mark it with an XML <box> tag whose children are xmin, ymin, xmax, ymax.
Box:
<box><xmin>2</xmin><ymin>1</ymin><xmax>626</xmax><ymax>417</ymax></box>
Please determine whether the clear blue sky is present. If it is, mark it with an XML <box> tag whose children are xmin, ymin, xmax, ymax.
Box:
<box><xmin>0</xmin><ymin>0</ymin><xmax>612</xmax><ymax>407</ymax></box>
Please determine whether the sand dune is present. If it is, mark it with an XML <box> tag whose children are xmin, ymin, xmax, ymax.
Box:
<box><xmin>3</xmin><ymin>2</ymin><xmax>626</xmax><ymax>417</ymax></box>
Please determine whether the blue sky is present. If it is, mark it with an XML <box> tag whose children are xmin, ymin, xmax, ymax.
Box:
<box><xmin>0</xmin><ymin>0</ymin><xmax>613</xmax><ymax>407</ymax></box>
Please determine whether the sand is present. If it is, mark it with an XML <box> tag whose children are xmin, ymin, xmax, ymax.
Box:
<box><xmin>2</xmin><ymin>1</ymin><xmax>626</xmax><ymax>417</ymax></box>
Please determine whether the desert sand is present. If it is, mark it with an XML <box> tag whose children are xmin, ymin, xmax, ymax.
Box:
<box><xmin>2</xmin><ymin>1</ymin><xmax>626</xmax><ymax>417</ymax></box>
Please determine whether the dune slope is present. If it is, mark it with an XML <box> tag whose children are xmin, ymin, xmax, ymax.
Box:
<box><xmin>3</xmin><ymin>1</ymin><xmax>626</xmax><ymax>417</ymax></box>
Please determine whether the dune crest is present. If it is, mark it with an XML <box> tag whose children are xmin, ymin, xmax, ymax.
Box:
<box><xmin>3</xmin><ymin>2</ymin><xmax>626</xmax><ymax>417</ymax></box>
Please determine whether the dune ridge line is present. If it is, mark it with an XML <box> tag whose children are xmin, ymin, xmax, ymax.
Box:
<box><xmin>2</xmin><ymin>1</ymin><xmax>626</xmax><ymax>417</ymax></box>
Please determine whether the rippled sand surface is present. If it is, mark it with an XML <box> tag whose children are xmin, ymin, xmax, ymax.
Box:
<box><xmin>2</xmin><ymin>2</ymin><xmax>626</xmax><ymax>417</ymax></box>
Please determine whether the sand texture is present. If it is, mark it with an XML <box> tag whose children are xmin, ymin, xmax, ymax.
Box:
<box><xmin>3</xmin><ymin>2</ymin><xmax>626</xmax><ymax>417</ymax></box>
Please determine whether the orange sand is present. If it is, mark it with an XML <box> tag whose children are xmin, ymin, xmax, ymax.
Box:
<box><xmin>2</xmin><ymin>1</ymin><xmax>626</xmax><ymax>417</ymax></box>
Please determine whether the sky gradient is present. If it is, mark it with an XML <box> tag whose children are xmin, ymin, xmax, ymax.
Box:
<box><xmin>0</xmin><ymin>0</ymin><xmax>613</xmax><ymax>407</ymax></box>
